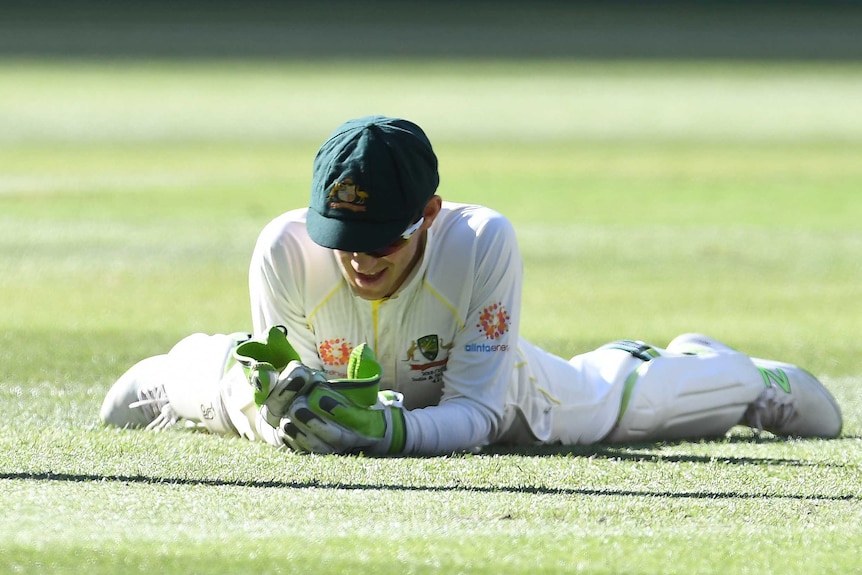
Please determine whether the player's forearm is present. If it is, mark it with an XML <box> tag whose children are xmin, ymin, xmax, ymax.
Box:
<box><xmin>401</xmin><ymin>398</ymin><xmax>498</xmax><ymax>455</ymax></box>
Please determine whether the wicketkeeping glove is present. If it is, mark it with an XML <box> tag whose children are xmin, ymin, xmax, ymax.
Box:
<box><xmin>233</xmin><ymin>325</ymin><xmax>328</xmax><ymax>426</ymax></box>
<box><xmin>280</xmin><ymin>343</ymin><xmax>407</xmax><ymax>456</ymax></box>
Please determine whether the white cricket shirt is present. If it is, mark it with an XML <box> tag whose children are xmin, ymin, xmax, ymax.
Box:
<box><xmin>249</xmin><ymin>202</ymin><xmax>565</xmax><ymax>454</ymax></box>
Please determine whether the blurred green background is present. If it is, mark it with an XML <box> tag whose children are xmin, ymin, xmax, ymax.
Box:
<box><xmin>2</xmin><ymin>3</ymin><xmax>861</xmax><ymax>573</ymax></box>
<box><xmin>3</xmin><ymin>0</ymin><xmax>862</xmax><ymax>60</ymax></box>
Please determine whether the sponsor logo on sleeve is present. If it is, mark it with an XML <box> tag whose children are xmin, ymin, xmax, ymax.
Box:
<box><xmin>464</xmin><ymin>303</ymin><xmax>511</xmax><ymax>353</ymax></box>
<box><xmin>477</xmin><ymin>302</ymin><xmax>510</xmax><ymax>340</ymax></box>
<box><xmin>467</xmin><ymin>303</ymin><xmax>511</xmax><ymax>352</ymax></box>
<box><xmin>319</xmin><ymin>338</ymin><xmax>353</xmax><ymax>376</ymax></box>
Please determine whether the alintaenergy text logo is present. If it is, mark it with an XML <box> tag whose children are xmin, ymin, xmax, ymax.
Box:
<box><xmin>477</xmin><ymin>303</ymin><xmax>510</xmax><ymax>340</ymax></box>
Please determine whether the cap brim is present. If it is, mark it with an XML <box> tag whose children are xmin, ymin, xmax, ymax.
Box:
<box><xmin>306</xmin><ymin>208</ymin><xmax>411</xmax><ymax>253</ymax></box>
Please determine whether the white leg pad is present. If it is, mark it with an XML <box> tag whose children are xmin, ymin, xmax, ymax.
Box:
<box><xmin>161</xmin><ymin>333</ymin><xmax>248</xmax><ymax>436</ymax></box>
<box><xmin>217</xmin><ymin>363</ymin><xmax>261</xmax><ymax>441</ymax></box>
<box><xmin>605</xmin><ymin>350</ymin><xmax>764</xmax><ymax>442</ymax></box>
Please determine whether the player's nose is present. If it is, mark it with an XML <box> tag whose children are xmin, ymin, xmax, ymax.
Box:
<box><xmin>350</xmin><ymin>252</ymin><xmax>381</xmax><ymax>272</ymax></box>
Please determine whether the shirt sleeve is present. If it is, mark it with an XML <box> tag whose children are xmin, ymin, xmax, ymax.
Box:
<box><xmin>403</xmin><ymin>210</ymin><xmax>523</xmax><ymax>455</ymax></box>
<box><xmin>248</xmin><ymin>213</ymin><xmax>325</xmax><ymax>370</ymax></box>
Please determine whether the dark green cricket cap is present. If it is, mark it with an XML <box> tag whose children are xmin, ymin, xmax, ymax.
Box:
<box><xmin>306</xmin><ymin>115</ymin><xmax>439</xmax><ymax>253</ymax></box>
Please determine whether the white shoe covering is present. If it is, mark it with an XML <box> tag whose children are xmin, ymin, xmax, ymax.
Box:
<box><xmin>745</xmin><ymin>359</ymin><xmax>842</xmax><ymax>438</ymax></box>
<box><xmin>666</xmin><ymin>333</ymin><xmax>843</xmax><ymax>438</ymax></box>
<box><xmin>101</xmin><ymin>332</ymin><xmax>253</xmax><ymax>437</ymax></box>
<box><xmin>100</xmin><ymin>355</ymin><xmax>172</xmax><ymax>428</ymax></box>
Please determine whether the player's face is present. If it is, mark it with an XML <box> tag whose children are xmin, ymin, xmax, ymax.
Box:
<box><xmin>334</xmin><ymin>225</ymin><xmax>426</xmax><ymax>300</ymax></box>
<box><xmin>334</xmin><ymin>195</ymin><xmax>441</xmax><ymax>300</ymax></box>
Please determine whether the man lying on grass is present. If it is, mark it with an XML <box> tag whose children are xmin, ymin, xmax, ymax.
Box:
<box><xmin>101</xmin><ymin>115</ymin><xmax>842</xmax><ymax>455</ymax></box>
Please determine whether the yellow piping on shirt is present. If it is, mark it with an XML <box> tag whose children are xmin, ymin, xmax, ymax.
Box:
<box><xmin>537</xmin><ymin>387</ymin><xmax>562</xmax><ymax>406</ymax></box>
<box><xmin>423</xmin><ymin>280</ymin><xmax>465</xmax><ymax>329</ymax></box>
<box><xmin>306</xmin><ymin>283</ymin><xmax>343</xmax><ymax>331</ymax></box>
<box><xmin>515</xmin><ymin>359</ymin><xmax>563</xmax><ymax>406</ymax></box>
<box><xmin>371</xmin><ymin>299</ymin><xmax>383</xmax><ymax>352</ymax></box>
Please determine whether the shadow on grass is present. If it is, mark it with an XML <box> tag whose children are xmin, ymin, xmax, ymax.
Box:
<box><xmin>0</xmin><ymin>470</ymin><xmax>855</xmax><ymax>501</ymax></box>
<box><xmin>480</xmin><ymin>434</ymin><xmax>857</xmax><ymax>469</ymax></box>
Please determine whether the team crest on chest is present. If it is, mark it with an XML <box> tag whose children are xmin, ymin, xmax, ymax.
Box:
<box><xmin>405</xmin><ymin>334</ymin><xmax>452</xmax><ymax>372</ymax></box>
<box><xmin>416</xmin><ymin>334</ymin><xmax>439</xmax><ymax>361</ymax></box>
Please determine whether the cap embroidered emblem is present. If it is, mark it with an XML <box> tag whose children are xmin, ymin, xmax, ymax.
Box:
<box><xmin>327</xmin><ymin>178</ymin><xmax>368</xmax><ymax>212</ymax></box>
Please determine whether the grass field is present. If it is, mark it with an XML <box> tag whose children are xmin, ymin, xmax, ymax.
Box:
<box><xmin>1</xmin><ymin>59</ymin><xmax>861</xmax><ymax>574</ymax></box>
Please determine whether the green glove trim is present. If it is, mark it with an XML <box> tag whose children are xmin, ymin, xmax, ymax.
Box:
<box><xmin>233</xmin><ymin>326</ymin><xmax>302</xmax><ymax>406</ymax></box>
<box><xmin>234</xmin><ymin>326</ymin><xmax>302</xmax><ymax>370</ymax></box>
<box><xmin>345</xmin><ymin>343</ymin><xmax>381</xmax><ymax>381</ymax></box>
<box><xmin>387</xmin><ymin>407</ymin><xmax>406</xmax><ymax>454</ymax></box>
<box><xmin>328</xmin><ymin>343</ymin><xmax>383</xmax><ymax>408</ymax></box>
<box><xmin>303</xmin><ymin>388</ymin><xmax>407</xmax><ymax>455</ymax></box>
<box><xmin>310</xmin><ymin>387</ymin><xmax>385</xmax><ymax>434</ymax></box>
